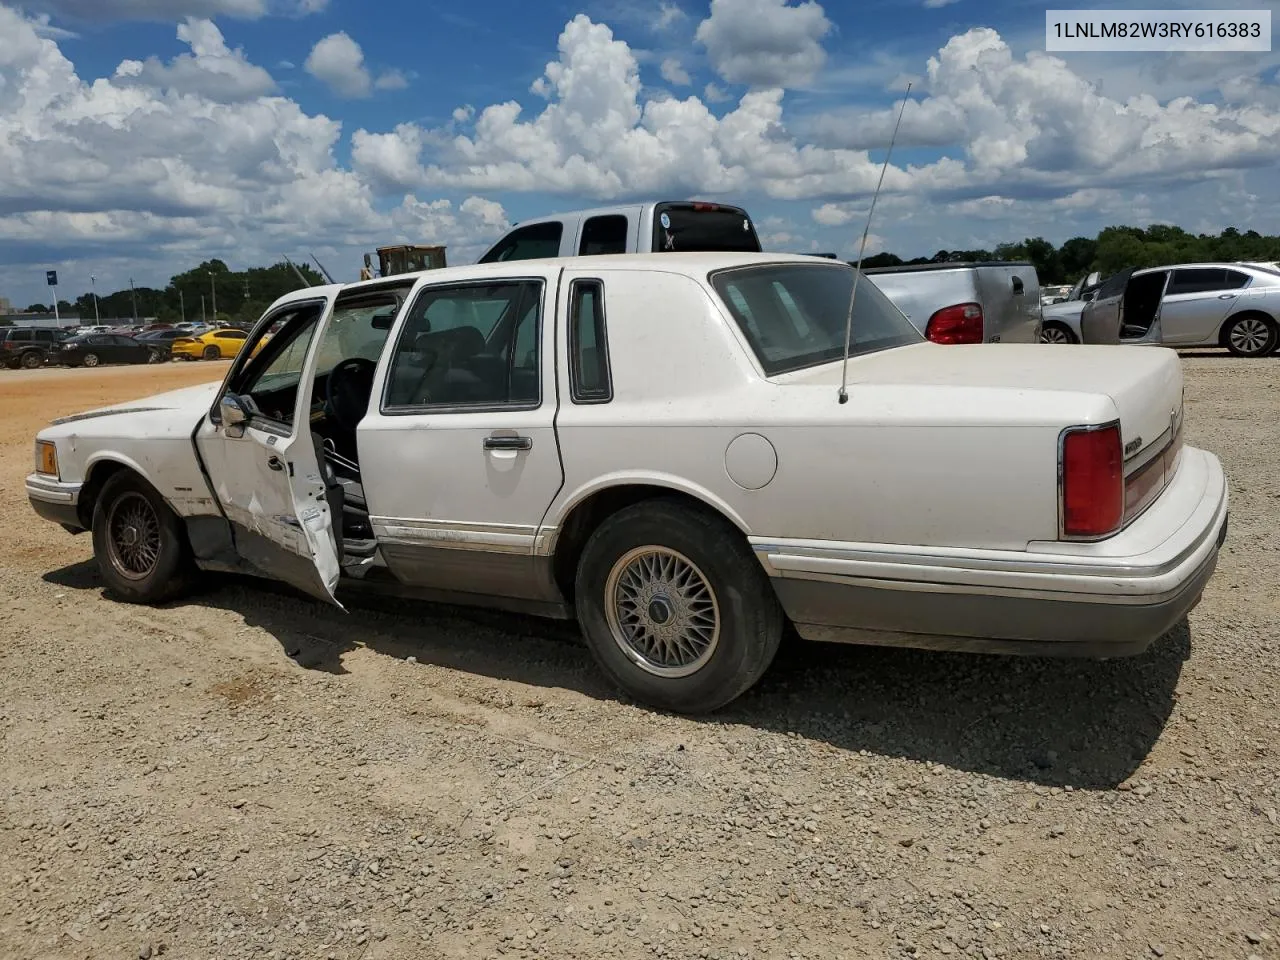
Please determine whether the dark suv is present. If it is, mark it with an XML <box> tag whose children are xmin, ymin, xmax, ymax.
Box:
<box><xmin>0</xmin><ymin>326</ymin><xmax>73</xmax><ymax>369</ymax></box>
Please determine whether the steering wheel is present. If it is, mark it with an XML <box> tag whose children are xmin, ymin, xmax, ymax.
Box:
<box><xmin>324</xmin><ymin>357</ymin><xmax>378</xmax><ymax>433</ymax></box>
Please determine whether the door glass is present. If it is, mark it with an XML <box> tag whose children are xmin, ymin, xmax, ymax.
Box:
<box><xmin>384</xmin><ymin>281</ymin><xmax>543</xmax><ymax>408</ymax></box>
<box><xmin>579</xmin><ymin>215</ymin><xmax>628</xmax><ymax>255</ymax></box>
<box><xmin>1167</xmin><ymin>268</ymin><xmax>1226</xmax><ymax>295</ymax></box>
<box><xmin>235</xmin><ymin>306</ymin><xmax>326</xmax><ymax>426</ymax></box>
<box><xmin>569</xmin><ymin>280</ymin><xmax>611</xmax><ymax>403</ymax></box>
<box><xmin>477</xmin><ymin>222</ymin><xmax>563</xmax><ymax>263</ymax></box>
<box><xmin>1221</xmin><ymin>270</ymin><xmax>1250</xmax><ymax>290</ymax></box>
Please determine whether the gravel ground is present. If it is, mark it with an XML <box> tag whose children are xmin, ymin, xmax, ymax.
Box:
<box><xmin>1</xmin><ymin>354</ymin><xmax>1277</xmax><ymax>960</ymax></box>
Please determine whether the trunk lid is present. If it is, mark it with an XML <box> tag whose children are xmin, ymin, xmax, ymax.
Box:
<box><xmin>778</xmin><ymin>342</ymin><xmax>1183</xmax><ymax>464</ymax></box>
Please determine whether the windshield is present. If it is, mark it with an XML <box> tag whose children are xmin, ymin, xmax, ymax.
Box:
<box><xmin>710</xmin><ymin>262</ymin><xmax>923</xmax><ymax>375</ymax></box>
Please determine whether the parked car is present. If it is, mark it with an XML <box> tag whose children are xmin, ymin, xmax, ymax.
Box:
<box><xmin>1080</xmin><ymin>262</ymin><xmax>1280</xmax><ymax>357</ymax></box>
<box><xmin>25</xmin><ymin>253</ymin><xmax>1228</xmax><ymax>714</ymax></box>
<box><xmin>170</xmin><ymin>327</ymin><xmax>250</xmax><ymax>360</ymax></box>
<box><xmin>477</xmin><ymin>200</ymin><xmax>761</xmax><ymax>262</ymax></box>
<box><xmin>134</xmin><ymin>328</ymin><xmax>189</xmax><ymax>359</ymax></box>
<box><xmin>1</xmin><ymin>326</ymin><xmax>73</xmax><ymax>369</ymax></box>
<box><xmin>859</xmin><ymin>260</ymin><xmax>1042</xmax><ymax>344</ymax></box>
<box><xmin>54</xmin><ymin>333</ymin><xmax>161</xmax><ymax>367</ymax></box>
<box><xmin>1038</xmin><ymin>271</ymin><xmax>1104</xmax><ymax>344</ymax></box>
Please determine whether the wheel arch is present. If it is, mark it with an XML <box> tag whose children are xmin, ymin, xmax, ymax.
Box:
<box><xmin>78</xmin><ymin>455</ymin><xmax>164</xmax><ymax>529</ymax></box>
<box><xmin>1217</xmin><ymin>308</ymin><xmax>1279</xmax><ymax>347</ymax></box>
<box><xmin>547</xmin><ymin>478</ymin><xmax>751</xmax><ymax>604</ymax></box>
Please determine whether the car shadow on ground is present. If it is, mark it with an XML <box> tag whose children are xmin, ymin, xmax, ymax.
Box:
<box><xmin>44</xmin><ymin>559</ymin><xmax>1189</xmax><ymax>791</ymax></box>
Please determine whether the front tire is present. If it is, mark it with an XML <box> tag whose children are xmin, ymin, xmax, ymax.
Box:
<box><xmin>1223</xmin><ymin>313</ymin><xmax>1278</xmax><ymax>357</ymax></box>
<box><xmin>574</xmin><ymin>499</ymin><xmax>784</xmax><ymax>714</ymax></box>
<box><xmin>82</xmin><ymin>353</ymin><xmax>100</xmax><ymax>367</ymax></box>
<box><xmin>21</xmin><ymin>351</ymin><xmax>43</xmax><ymax>369</ymax></box>
<box><xmin>91</xmin><ymin>471</ymin><xmax>195</xmax><ymax>604</ymax></box>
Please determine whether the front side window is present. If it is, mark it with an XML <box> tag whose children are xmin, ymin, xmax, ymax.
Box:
<box><xmin>711</xmin><ymin>262</ymin><xmax>922</xmax><ymax>375</ymax></box>
<box><xmin>235</xmin><ymin>305</ymin><xmax>325</xmax><ymax>425</ymax></box>
<box><xmin>384</xmin><ymin>281</ymin><xmax>542</xmax><ymax>409</ymax></box>
<box><xmin>477</xmin><ymin>222</ymin><xmax>563</xmax><ymax>263</ymax></box>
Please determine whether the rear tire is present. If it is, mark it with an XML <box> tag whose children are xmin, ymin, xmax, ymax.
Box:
<box><xmin>574</xmin><ymin>498</ymin><xmax>784</xmax><ymax>714</ymax></box>
<box><xmin>91</xmin><ymin>471</ymin><xmax>195</xmax><ymax>604</ymax></box>
<box><xmin>1039</xmin><ymin>322</ymin><xmax>1078</xmax><ymax>344</ymax></box>
<box><xmin>21</xmin><ymin>351</ymin><xmax>43</xmax><ymax>369</ymax></box>
<box><xmin>202</xmin><ymin>345</ymin><xmax>220</xmax><ymax>360</ymax></box>
<box><xmin>1223</xmin><ymin>313</ymin><xmax>1278</xmax><ymax>357</ymax></box>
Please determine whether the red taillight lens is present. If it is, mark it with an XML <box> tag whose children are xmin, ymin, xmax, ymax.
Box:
<box><xmin>925</xmin><ymin>302</ymin><xmax>984</xmax><ymax>344</ymax></box>
<box><xmin>1061</xmin><ymin>424</ymin><xmax>1123</xmax><ymax>538</ymax></box>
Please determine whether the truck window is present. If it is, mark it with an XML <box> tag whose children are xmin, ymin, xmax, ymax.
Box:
<box><xmin>478</xmin><ymin>222</ymin><xmax>563</xmax><ymax>263</ymax></box>
<box><xmin>652</xmin><ymin>202</ymin><xmax>761</xmax><ymax>254</ymax></box>
<box><xmin>579</xmin><ymin>215</ymin><xmax>628</xmax><ymax>256</ymax></box>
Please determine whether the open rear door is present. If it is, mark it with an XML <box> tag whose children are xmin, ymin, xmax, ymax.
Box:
<box><xmin>194</xmin><ymin>291</ymin><xmax>345</xmax><ymax>607</ymax></box>
<box><xmin>1078</xmin><ymin>267</ymin><xmax>1133</xmax><ymax>344</ymax></box>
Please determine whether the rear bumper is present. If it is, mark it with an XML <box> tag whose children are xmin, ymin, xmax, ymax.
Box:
<box><xmin>26</xmin><ymin>474</ymin><xmax>85</xmax><ymax>531</ymax></box>
<box><xmin>754</xmin><ymin>446</ymin><xmax>1228</xmax><ymax>658</ymax></box>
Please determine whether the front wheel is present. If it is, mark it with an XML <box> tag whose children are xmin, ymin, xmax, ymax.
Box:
<box><xmin>1223</xmin><ymin>314</ymin><xmax>1278</xmax><ymax>357</ymax></box>
<box><xmin>91</xmin><ymin>471</ymin><xmax>195</xmax><ymax>604</ymax></box>
<box><xmin>574</xmin><ymin>499</ymin><xmax>784</xmax><ymax>714</ymax></box>
<box><xmin>21</xmin><ymin>351</ymin><xmax>43</xmax><ymax>369</ymax></box>
<box><xmin>82</xmin><ymin>353</ymin><xmax>100</xmax><ymax>367</ymax></box>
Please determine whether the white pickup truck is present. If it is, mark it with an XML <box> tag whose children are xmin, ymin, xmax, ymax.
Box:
<box><xmin>478</xmin><ymin>200</ymin><xmax>762</xmax><ymax>262</ymax></box>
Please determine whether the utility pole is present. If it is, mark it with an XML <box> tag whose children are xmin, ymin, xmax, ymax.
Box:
<box><xmin>91</xmin><ymin>275</ymin><xmax>100</xmax><ymax>323</ymax></box>
<box><xmin>179</xmin><ymin>289</ymin><xmax>185</xmax><ymax>324</ymax></box>
<box><xmin>129</xmin><ymin>278</ymin><xmax>138</xmax><ymax>325</ymax></box>
<box><xmin>201</xmin><ymin>294</ymin><xmax>206</xmax><ymax>325</ymax></box>
<box><xmin>209</xmin><ymin>271</ymin><xmax>217</xmax><ymax>322</ymax></box>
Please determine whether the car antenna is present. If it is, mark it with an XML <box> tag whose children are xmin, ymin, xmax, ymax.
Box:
<box><xmin>838</xmin><ymin>81</ymin><xmax>911</xmax><ymax>405</ymax></box>
<box><xmin>310</xmin><ymin>253</ymin><xmax>336</xmax><ymax>284</ymax></box>
<box><xmin>282</xmin><ymin>254</ymin><xmax>314</xmax><ymax>287</ymax></box>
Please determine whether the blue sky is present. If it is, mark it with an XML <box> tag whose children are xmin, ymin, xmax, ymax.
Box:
<box><xmin>2</xmin><ymin>0</ymin><xmax>1279</xmax><ymax>308</ymax></box>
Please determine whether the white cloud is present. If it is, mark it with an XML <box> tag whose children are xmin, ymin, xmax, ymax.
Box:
<box><xmin>305</xmin><ymin>32</ymin><xmax>371</xmax><ymax>98</ymax></box>
<box><xmin>374</xmin><ymin>68</ymin><xmax>410</xmax><ymax>91</ymax></box>
<box><xmin>811</xmin><ymin>202</ymin><xmax>853</xmax><ymax>227</ymax></box>
<box><xmin>114</xmin><ymin>18</ymin><xmax>277</xmax><ymax>103</ymax></box>
<box><xmin>694</xmin><ymin>0</ymin><xmax>833</xmax><ymax>88</ymax></box>
<box><xmin>660</xmin><ymin>57</ymin><xmax>691</xmax><ymax>86</ymax></box>
<box><xmin>0</xmin><ymin>2</ymin><xmax>508</xmax><ymax>307</ymax></box>
<box><xmin>653</xmin><ymin>1</ymin><xmax>685</xmax><ymax>31</ymax></box>
<box><xmin>703</xmin><ymin>82</ymin><xmax>730</xmax><ymax>102</ymax></box>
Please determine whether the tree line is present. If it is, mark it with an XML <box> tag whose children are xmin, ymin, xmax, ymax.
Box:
<box><xmin>861</xmin><ymin>225</ymin><xmax>1280</xmax><ymax>284</ymax></box>
<box><xmin>15</xmin><ymin>259</ymin><xmax>325</xmax><ymax>324</ymax></box>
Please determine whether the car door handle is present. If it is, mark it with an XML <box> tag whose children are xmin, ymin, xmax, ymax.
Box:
<box><xmin>483</xmin><ymin>435</ymin><xmax>532</xmax><ymax>451</ymax></box>
<box><xmin>267</xmin><ymin>455</ymin><xmax>285</xmax><ymax>472</ymax></box>
<box><xmin>1218</xmin><ymin>293</ymin><xmax>1237</xmax><ymax>299</ymax></box>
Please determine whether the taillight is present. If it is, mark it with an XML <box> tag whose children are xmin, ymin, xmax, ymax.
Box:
<box><xmin>1060</xmin><ymin>424</ymin><xmax>1123</xmax><ymax>538</ymax></box>
<box><xmin>925</xmin><ymin>303</ymin><xmax>984</xmax><ymax>344</ymax></box>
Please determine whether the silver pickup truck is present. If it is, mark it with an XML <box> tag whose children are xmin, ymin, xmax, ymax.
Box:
<box><xmin>477</xmin><ymin>200</ymin><xmax>761</xmax><ymax>261</ymax></box>
<box><xmin>859</xmin><ymin>261</ymin><xmax>1043</xmax><ymax>345</ymax></box>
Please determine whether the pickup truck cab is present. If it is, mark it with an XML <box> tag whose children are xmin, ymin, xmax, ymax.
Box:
<box><xmin>478</xmin><ymin>200</ymin><xmax>761</xmax><ymax>262</ymax></box>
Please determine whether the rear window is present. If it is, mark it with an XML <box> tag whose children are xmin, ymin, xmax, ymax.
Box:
<box><xmin>653</xmin><ymin>203</ymin><xmax>761</xmax><ymax>254</ymax></box>
<box><xmin>711</xmin><ymin>262</ymin><xmax>922</xmax><ymax>375</ymax></box>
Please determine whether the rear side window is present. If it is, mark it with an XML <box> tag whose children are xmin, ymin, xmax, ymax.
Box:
<box><xmin>652</xmin><ymin>203</ymin><xmax>761</xmax><ymax>253</ymax></box>
<box><xmin>478</xmin><ymin>222</ymin><xmax>564</xmax><ymax>263</ymax></box>
<box><xmin>568</xmin><ymin>280</ymin><xmax>612</xmax><ymax>403</ymax></box>
<box><xmin>579</xmin><ymin>216</ymin><xmax>628</xmax><ymax>256</ymax></box>
<box><xmin>1167</xmin><ymin>268</ymin><xmax>1228</xmax><ymax>295</ymax></box>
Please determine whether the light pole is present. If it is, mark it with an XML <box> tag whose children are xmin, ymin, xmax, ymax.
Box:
<box><xmin>179</xmin><ymin>289</ymin><xmax>185</xmax><ymax>324</ymax></box>
<box><xmin>201</xmin><ymin>294</ymin><xmax>206</xmax><ymax>325</ymax></box>
<box><xmin>209</xmin><ymin>271</ymin><xmax>217</xmax><ymax>323</ymax></box>
<box><xmin>129</xmin><ymin>278</ymin><xmax>138</xmax><ymax>325</ymax></box>
<box><xmin>90</xmin><ymin>275</ymin><xmax>100</xmax><ymax>324</ymax></box>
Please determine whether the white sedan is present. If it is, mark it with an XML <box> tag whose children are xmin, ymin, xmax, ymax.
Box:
<box><xmin>27</xmin><ymin>253</ymin><xmax>1229</xmax><ymax>713</ymax></box>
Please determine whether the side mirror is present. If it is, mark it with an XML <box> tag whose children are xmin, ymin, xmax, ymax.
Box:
<box><xmin>219</xmin><ymin>393</ymin><xmax>250</xmax><ymax>437</ymax></box>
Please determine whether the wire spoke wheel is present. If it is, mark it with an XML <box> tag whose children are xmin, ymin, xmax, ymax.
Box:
<box><xmin>1229</xmin><ymin>317</ymin><xmax>1271</xmax><ymax>355</ymax></box>
<box><xmin>105</xmin><ymin>491</ymin><xmax>162</xmax><ymax>581</ymax></box>
<box><xmin>604</xmin><ymin>546</ymin><xmax>721</xmax><ymax>678</ymax></box>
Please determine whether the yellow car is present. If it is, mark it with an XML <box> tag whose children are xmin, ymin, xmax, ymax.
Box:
<box><xmin>170</xmin><ymin>328</ymin><xmax>251</xmax><ymax>361</ymax></box>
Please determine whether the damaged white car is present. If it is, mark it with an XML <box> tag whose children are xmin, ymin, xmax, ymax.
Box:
<box><xmin>28</xmin><ymin>253</ymin><xmax>1228</xmax><ymax>713</ymax></box>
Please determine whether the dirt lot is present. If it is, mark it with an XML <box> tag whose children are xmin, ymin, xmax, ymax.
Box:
<box><xmin>1</xmin><ymin>355</ymin><xmax>1277</xmax><ymax>960</ymax></box>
